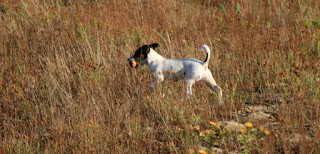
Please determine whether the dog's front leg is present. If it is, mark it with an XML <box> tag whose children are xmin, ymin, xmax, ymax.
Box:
<box><xmin>154</xmin><ymin>72</ymin><xmax>165</xmax><ymax>98</ymax></box>
<box><xmin>148</xmin><ymin>81</ymin><xmax>155</xmax><ymax>92</ymax></box>
<box><xmin>148</xmin><ymin>72</ymin><xmax>160</xmax><ymax>92</ymax></box>
<box><xmin>156</xmin><ymin>74</ymin><xmax>165</xmax><ymax>98</ymax></box>
<box><xmin>160</xmin><ymin>79</ymin><xmax>165</xmax><ymax>97</ymax></box>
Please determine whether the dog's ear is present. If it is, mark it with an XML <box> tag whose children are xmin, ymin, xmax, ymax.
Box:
<box><xmin>141</xmin><ymin>45</ymin><xmax>150</xmax><ymax>54</ymax></box>
<box><xmin>149</xmin><ymin>43</ymin><xmax>159</xmax><ymax>49</ymax></box>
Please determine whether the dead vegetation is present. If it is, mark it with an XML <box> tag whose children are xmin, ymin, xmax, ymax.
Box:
<box><xmin>0</xmin><ymin>0</ymin><xmax>319</xmax><ymax>153</ymax></box>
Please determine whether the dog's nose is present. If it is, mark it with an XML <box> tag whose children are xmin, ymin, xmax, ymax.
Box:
<box><xmin>128</xmin><ymin>57</ymin><xmax>135</xmax><ymax>61</ymax></box>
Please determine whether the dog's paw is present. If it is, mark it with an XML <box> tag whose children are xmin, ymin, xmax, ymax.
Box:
<box><xmin>218</xmin><ymin>101</ymin><xmax>224</xmax><ymax>105</ymax></box>
<box><xmin>179</xmin><ymin>95</ymin><xmax>190</xmax><ymax>102</ymax></box>
<box><xmin>148</xmin><ymin>81</ymin><xmax>154</xmax><ymax>92</ymax></box>
<box><xmin>161</xmin><ymin>93</ymin><xmax>165</xmax><ymax>98</ymax></box>
<box><xmin>217</xmin><ymin>98</ymin><xmax>224</xmax><ymax>105</ymax></box>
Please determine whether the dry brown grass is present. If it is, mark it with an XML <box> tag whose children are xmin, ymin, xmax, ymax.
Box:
<box><xmin>0</xmin><ymin>0</ymin><xmax>319</xmax><ymax>153</ymax></box>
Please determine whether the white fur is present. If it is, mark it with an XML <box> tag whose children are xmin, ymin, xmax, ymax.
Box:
<box><xmin>131</xmin><ymin>45</ymin><xmax>222</xmax><ymax>104</ymax></box>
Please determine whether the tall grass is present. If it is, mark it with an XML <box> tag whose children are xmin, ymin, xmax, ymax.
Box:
<box><xmin>0</xmin><ymin>0</ymin><xmax>319</xmax><ymax>153</ymax></box>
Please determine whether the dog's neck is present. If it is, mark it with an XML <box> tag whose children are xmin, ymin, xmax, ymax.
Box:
<box><xmin>147</xmin><ymin>49</ymin><xmax>164</xmax><ymax>71</ymax></box>
<box><xmin>147</xmin><ymin>49</ymin><xmax>164</xmax><ymax>62</ymax></box>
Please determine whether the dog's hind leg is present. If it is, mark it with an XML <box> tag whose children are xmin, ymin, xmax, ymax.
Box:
<box><xmin>159</xmin><ymin>79</ymin><xmax>166</xmax><ymax>97</ymax></box>
<box><xmin>204</xmin><ymin>75</ymin><xmax>223</xmax><ymax>105</ymax></box>
<box><xmin>152</xmin><ymin>72</ymin><xmax>166</xmax><ymax>98</ymax></box>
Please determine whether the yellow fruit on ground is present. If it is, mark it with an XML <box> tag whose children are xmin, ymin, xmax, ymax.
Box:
<box><xmin>198</xmin><ymin>149</ymin><xmax>208</xmax><ymax>154</ymax></box>
<box><xmin>210</xmin><ymin>121</ymin><xmax>217</xmax><ymax>127</ymax></box>
<box><xmin>240</xmin><ymin>128</ymin><xmax>246</xmax><ymax>134</ymax></box>
<box><xmin>264</xmin><ymin>130</ymin><xmax>270</xmax><ymax>135</ymax></box>
<box><xmin>245</xmin><ymin>122</ymin><xmax>253</xmax><ymax>128</ymax></box>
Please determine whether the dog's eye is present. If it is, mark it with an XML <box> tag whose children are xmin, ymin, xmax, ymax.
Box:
<box><xmin>133</xmin><ymin>53</ymin><xmax>140</xmax><ymax>58</ymax></box>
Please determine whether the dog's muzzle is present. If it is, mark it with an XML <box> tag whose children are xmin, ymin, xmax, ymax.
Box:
<box><xmin>128</xmin><ymin>57</ymin><xmax>137</xmax><ymax>68</ymax></box>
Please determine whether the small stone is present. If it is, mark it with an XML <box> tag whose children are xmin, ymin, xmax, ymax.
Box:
<box><xmin>289</xmin><ymin>133</ymin><xmax>312</xmax><ymax>144</ymax></box>
<box><xmin>217</xmin><ymin>121</ymin><xmax>246</xmax><ymax>133</ymax></box>
<box><xmin>211</xmin><ymin>147</ymin><xmax>223</xmax><ymax>153</ymax></box>
<box><xmin>248</xmin><ymin>111</ymin><xmax>275</xmax><ymax>122</ymax></box>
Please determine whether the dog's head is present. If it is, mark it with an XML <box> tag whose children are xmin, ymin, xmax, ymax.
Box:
<box><xmin>128</xmin><ymin>43</ymin><xmax>159</xmax><ymax>68</ymax></box>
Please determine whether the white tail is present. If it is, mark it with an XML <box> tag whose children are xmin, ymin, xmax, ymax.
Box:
<box><xmin>200</xmin><ymin>45</ymin><xmax>211</xmax><ymax>66</ymax></box>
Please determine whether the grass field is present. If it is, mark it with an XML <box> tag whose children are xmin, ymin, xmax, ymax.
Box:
<box><xmin>1</xmin><ymin>0</ymin><xmax>320</xmax><ymax>153</ymax></box>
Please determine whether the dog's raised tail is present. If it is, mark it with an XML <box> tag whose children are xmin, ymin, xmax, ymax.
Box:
<box><xmin>200</xmin><ymin>45</ymin><xmax>211</xmax><ymax>66</ymax></box>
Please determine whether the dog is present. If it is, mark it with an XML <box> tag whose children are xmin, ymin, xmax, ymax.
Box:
<box><xmin>127</xmin><ymin>43</ymin><xmax>222</xmax><ymax>104</ymax></box>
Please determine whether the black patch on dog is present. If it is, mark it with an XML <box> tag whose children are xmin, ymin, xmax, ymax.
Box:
<box><xmin>132</xmin><ymin>43</ymin><xmax>159</xmax><ymax>60</ymax></box>
<box><xmin>133</xmin><ymin>45</ymin><xmax>150</xmax><ymax>60</ymax></box>
<box><xmin>148</xmin><ymin>43</ymin><xmax>159</xmax><ymax>49</ymax></box>
<box><xmin>203</xmin><ymin>53</ymin><xmax>208</xmax><ymax>63</ymax></box>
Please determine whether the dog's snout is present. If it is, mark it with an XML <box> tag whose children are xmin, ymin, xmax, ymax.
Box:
<box><xmin>128</xmin><ymin>57</ymin><xmax>135</xmax><ymax>62</ymax></box>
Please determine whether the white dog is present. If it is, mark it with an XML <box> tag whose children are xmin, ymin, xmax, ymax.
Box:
<box><xmin>128</xmin><ymin>43</ymin><xmax>222</xmax><ymax>104</ymax></box>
